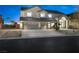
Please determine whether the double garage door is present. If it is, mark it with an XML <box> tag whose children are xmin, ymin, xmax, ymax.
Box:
<box><xmin>24</xmin><ymin>21</ymin><xmax>55</xmax><ymax>29</ymax></box>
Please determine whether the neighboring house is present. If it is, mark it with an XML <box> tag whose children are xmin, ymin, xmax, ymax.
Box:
<box><xmin>68</xmin><ymin>11</ymin><xmax>79</xmax><ymax>30</ymax></box>
<box><xmin>20</xmin><ymin>6</ymin><xmax>69</xmax><ymax>30</ymax></box>
<box><xmin>0</xmin><ymin>15</ymin><xmax>3</xmax><ymax>29</ymax></box>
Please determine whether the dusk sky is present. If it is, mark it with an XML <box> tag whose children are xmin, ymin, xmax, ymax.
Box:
<box><xmin>0</xmin><ymin>5</ymin><xmax>78</xmax><ymax>24</ymax></box>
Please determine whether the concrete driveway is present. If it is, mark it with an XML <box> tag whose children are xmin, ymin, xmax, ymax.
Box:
<box><xmin>0</xmin><ymin>29</ymin><xmax>21</xmax><ymax>38</ymax></box>
<box><xmin>22</xmin><ymin>30</ymin><xmax>66</xmax><ymax>38</ymax></box>
<box><xmin>22</xmin><ymin>29</ymin><xmax>79</xmax><ymax>38</ymax></box>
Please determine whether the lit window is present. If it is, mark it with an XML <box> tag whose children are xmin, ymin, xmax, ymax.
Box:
<box><xmin>26</xmin><ymin>12</ymin><xmax>32</xmax><ymax>17</ymax></box>
<box><xmin>20</xmin><ymin>21</ymin><xmax>24</xmax><ymax>29</ymax></box>
<box><xmin>40</xmin><ymin>13</ymin><xmax>45</xmax><ymax>17</ymax></box>
<box><xmin>48</xmin><ymin>14</ymin><xmax>52</xmax><ymax>18</ymax></box>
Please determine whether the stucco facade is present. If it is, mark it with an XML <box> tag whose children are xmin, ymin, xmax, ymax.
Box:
<box><xmin>20</xmin><ymin>6</ymin><xmax>69</xmax><ymax>30</ymax></box>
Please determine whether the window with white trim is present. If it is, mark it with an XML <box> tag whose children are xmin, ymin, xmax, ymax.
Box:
<box><xmin>48</xmin><ymin>14</ymin><xmax>52</xmax><ymax>18</ymax></box>
<box><xmin>40</xmin><ymin>13</ymin><xmax>45</xmax><ymax>17</ymax></box>
<box><xmin>26</xmin><ymin>12</ymin><xmax>32</xmax><ymax>17</ymax></box>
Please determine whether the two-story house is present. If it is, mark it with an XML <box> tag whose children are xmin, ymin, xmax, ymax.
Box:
<box><xmin>20</xmin><ymin>6</ymin><xmax>69</xmax><ymax>30</ymax></box>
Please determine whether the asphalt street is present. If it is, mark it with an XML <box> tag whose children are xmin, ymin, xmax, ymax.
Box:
<box><xmin>0</xmin><ymin>36</ymin><xmax>79</xmax><ymax>53</ymax></box>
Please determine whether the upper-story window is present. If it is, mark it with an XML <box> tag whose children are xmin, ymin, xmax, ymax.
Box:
<box><xmin>40</xmin><ymin>13</ymin><xmax>45</xmax><ymax>17</ymax></box>
<box><xmin>48</xmin><ymin>14</ymin><xmax>52</xmax><ymax>18</ymax></box>
<box><xmin>26</xmin><ymin>12</ymin><xmax>32</xmax><ymax>17</ymax></box>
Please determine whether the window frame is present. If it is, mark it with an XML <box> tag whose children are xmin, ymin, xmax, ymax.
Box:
<box><xmin>26</xmin><ymin>12</ymin><xmax>32</xmax><ymax>17</ymax></box>
<box><xmin>48</xmin><ymin>14</ymin><xmax>52</xmax><ymax>18</ymax></box>
<box><xmin>40</xmin><ymin>13</ymin><xmax>46</xmax><ymax>18</ymax></box>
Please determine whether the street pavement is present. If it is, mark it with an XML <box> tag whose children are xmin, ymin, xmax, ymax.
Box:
<box><xmin>0</xmin><ymin>36</ymin><xmax>79</xmax><ymax>52</ymax></box>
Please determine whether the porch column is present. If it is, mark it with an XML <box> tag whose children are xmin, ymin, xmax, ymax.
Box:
<box><xmin>20</xmin><ymin>21</ymin><xmax>24</xmax><ymax>29</ymax></box>
<box><xmin>66</xmin><ymin>20</ymin><xmax>68</xmax><ymax>29</ymax></box>
<box><xmin>38</xmin><ymin>22</ymin><xmax>41</xmax><ymax>29</ymax></box>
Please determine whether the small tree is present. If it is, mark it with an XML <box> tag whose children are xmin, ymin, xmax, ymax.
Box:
<box><xmin>7</xmin><ymin>17</ymin><xmax>15</xmax><ymax>24</ymax></box>
<box><xmin>2</xmin><ymin>19</ymin><xmax>4</xmax><ymax>24</ymax></box>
